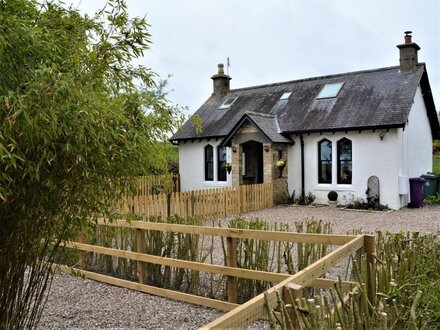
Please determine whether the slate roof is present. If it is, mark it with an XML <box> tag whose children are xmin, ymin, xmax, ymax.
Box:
<box><xmin>171</xmin><ymin>64</ymin><xmax>439</xmax><ymax>142</ymax></box>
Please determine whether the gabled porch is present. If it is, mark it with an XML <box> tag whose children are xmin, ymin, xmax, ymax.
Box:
<box><xmin>222</xmin><ymin>112</ymin><xmax>294</xmax><ymax>203</ymax></box>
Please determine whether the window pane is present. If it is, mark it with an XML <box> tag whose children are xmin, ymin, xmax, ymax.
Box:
<box><xmin>219</xmin><ymin>97</ymin><xmax>238</xmax><ymax>109</ymax></box>
<box><xmin>206</xmin><ymin>146</ymin><xmax>213</xmax><ymax>162</ymax></box>
<box><xmin>319</xmin><ymin>140</ymin><xmax>332</xmax><ymax>184</ymax></box>
<box><xmin>218</xmin><ymin>146</ymin><xmax>227</xmax><ymax>181</ymax></box>
<box><xmin>316</xmin><ymin>82</ymin><xmax>344</xmax><ymax>99</ymax></box>
<box><xmin>280</xmin><ymin>92</ymin><xmax>292</xmax><ymax>100</ymax></box>
<box><xmin>205</xmin><ymin>145</ymin><xmax>213</xmax><ymax>181</ymax></box>
<box><xmin>337</xmin><ymin>139</ymin><xmax>352</xmax><ymax>184</ymax></box>
<box><xmin>207</xmin><ymin>163</ymin><xmax>213</xmax><ymax>180</ymax></box>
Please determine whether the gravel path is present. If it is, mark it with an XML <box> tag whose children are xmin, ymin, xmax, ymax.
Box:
<box><xmin>39</xmin><ymin>205</ymin><xmax>440</xmax><ymax>329</ymax></box>
<box><xmin>38</xmin><ymin>273</ymin><xmax>223</xmax><ymax>329</ymax></box>
<box><xmin>236</xmin><ymin>204</ymin><xmax>440</xmax><ymax>235</ymax></box>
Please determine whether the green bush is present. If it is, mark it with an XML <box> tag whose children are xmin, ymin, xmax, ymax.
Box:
<box><xmin>433</xmin><ymin>140</ymin><xmax>440</xmax><ymax>155</ymax></box>
<box><xmin>327</xmin><ymin>190</ymin><xmax>338</xmax><ymax>201</ymax></box>
<box><xmin>346</xmin><ymin>198</ymin><xmax>389</xmax><ymax>211</ymax></box>
<box><xmin>433</xmin><ymin>154</ymin><xmax>440</xmax><ymax>174</ymax></box>
<box><xmin>297</xmin><ymin>192</ymin><xmax>316</xmax><ymax>205</ymax></box>
<box><xmin>424</xmin><ymin>193</ymin><xmax>440</xmax><ymax>205</ymax></box>
<box><xmin>0</xmin><ymin>1</ymin><xmax>182</xmax><ymax>327</ymax></box>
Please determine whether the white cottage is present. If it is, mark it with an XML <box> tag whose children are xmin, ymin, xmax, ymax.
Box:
<box><xmin>171</xmin><ymin>33</ymin><xmax>439</xmax><ymax>209</ymax></box>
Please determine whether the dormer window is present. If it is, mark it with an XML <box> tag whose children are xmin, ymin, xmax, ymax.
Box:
<box><xmin>219</xmin><ymin>97</ymin><xmax>238</xmax><ymax>109</ymax></box>
<box><xmin>316</xmin><ymin>82</ymin><xmax>344</xmax><ymax>99</ymax></box>
<box><xmin>279</xmin><ymin>92</ymin><xmax>292</xmax><ymax>100</ymax></box>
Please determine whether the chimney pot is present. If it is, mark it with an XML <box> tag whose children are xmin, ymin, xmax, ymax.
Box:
<box><xmin>404</xmin><ymin>30</ymin><xmax>413</xmax><ymax>44</ymax></box>
<box><xmin>218</xmin><ymin>63</ymin><xmax>224</xmax><ymax>74</ymax></box>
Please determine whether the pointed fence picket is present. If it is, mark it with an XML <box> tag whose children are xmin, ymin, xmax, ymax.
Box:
<box><xmin>117</xmin><ymin>183</ymin><xmax>273</xmax><ymax>220</ymax></box>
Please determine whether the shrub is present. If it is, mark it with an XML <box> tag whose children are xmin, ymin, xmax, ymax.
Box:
<box><xmin>305</xmin><ymin>192</ymin><xmax>316</xmax><ymax>205</ymax></box>
<box><xmin>0</xmin><ymin>1</ymin><xmax>181</xmax><ymax>327</ymax></box>
<box><xmin>346</xmin><ymin>197</ymin><xmax>389</xmax><ymax>211</ymax></box>
<box><xmin>425</xmin><ymin>193</ymin><xmax>440</xmax><ymax>205</ymax></box>
<box><xmin>433</xmin><ymin>155</ymin><xmax>440</xmax><ymax>174</ymax></box>
<box><xmin>296</xmin><ymin>192</ymin><xmax>316</xmax><ymax>205</ymax></box>
<box><xmin>327</xmin><ymin>190</ymin><xmax>338</xmax><ymax>201</ymax></box>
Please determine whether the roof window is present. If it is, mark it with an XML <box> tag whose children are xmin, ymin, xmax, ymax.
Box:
<box><xmin>279</xmin><ymin>92</ymin><xmax>292</xmax><ymax>100</ymax></box>
<box><xmin>219</xmin><ymin>97</ymin><xmax>238</xmax><ymax>109</ymax></box>
<box><xmin>316</xmin><ymin>82</ymin><xmax>344</xmax><ymax>99</ymax></box>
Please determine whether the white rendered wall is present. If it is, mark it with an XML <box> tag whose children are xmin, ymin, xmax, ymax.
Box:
<box><xmin>288</xmin><ymin>130</ymin><xmax>403</xmax><ymax>209</ymax></box>
<box><xmin>179</xmin><ymin>139</ymin><xmax>232</xmax><ymax>192</ymax></box>
<box><xmin>403</xmin><ymin>87</ymin><xmax>433</xmax><ymax>178</ymax></box>
<box><xmin>179</xmin><ymin>87</ymin><xmax>432</xmax><ymax>206</ymax></box>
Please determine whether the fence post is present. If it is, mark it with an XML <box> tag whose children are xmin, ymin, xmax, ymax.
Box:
<box><xmin>185</xmin><ymin>192</ymin><xmax>190</xmax><ymax>219</ymax></box>
<box><xmin>78</xmin><ymin>234</ymin><xmax>87</xmax><ymax>270</ymax></box>
<box><xmin>364</xmin><ymin>234</ymin><xmax>375</xmax><ymax>305</ymax></box>
<box><xmin>136</xmin><ymin>229</ymin><xmax>146</xmax><ymax>284</ymax></box>
<box><xmin>352</xmin><ymin>244</ymin><xmax>364</xmax><ymax>280</ymax></box>
<box><xmin>223</xmin><ymin>188</ymin><xmax>227</xmax><ymax>217</ymax></box>
<box><xmin>226</xmin><ymin>237</ymin><xmax>238</xmax><ymax>303</ymax></box>
<box><xmin>190</xmin><ymin>191</ymin><xmax>195</xmax><ymax>217</ymax></box>
<box><xmin>239</xmin><ymin>186</ymin><xmax>244</xmax><ymax>213</ymax></box>
<box><xmin>166</xmin><ymin>193</ymin><xmax>171</xmax><ymax>219</ymax></box>
<box><xmin>283</xmin><ymin>283</ymin><xmax>303</xmax><ymax>330</ymax></box>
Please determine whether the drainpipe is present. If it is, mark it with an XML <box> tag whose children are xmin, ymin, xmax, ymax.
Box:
<box><xmin>300</xmin><ymin>134</ymin><xmax>305</xmax><ymax>198</ymax></box>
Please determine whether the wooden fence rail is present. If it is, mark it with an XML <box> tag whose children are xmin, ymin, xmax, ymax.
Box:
<box><xmin>119</xmin><ymin>183</ymin><xmax>273</xmax><ymax>220</ymax></box>
<box><xmin>201</xmin><ymin>235</ymin><xmax>371</xmax><ymax>329</ymax></box>
<box><xmin>60</xmin><ymin>219</ymin><xmax>374</xmax><ymax>329</ymax></box>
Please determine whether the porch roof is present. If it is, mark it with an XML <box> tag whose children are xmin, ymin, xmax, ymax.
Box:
<box><xmin>221</xmin><ymin>112</ymin><xmax>293</xmax><ymax>146</ymax></box>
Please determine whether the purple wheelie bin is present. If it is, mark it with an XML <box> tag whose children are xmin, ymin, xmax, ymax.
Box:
<box><xmin>408</xmin><ymin>177</ymin><xmax>425</xmax><ymax>208</ymax></box>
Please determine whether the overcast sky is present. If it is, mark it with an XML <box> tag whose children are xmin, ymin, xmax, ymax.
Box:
<box><xmin>72</xmin><ymin>0</ymin><xmax>440</xmax><ymax>116</ymax></box>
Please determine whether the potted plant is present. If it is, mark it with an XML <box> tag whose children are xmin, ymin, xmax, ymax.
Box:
<box><xmin>275</xmin><ymin>160</ymin><xmax>286</xmax><ymax>177</ymax></box>
<box><xmin>327</xmin><ymin>190</ymin><xmax>338</xmax><ymax>207</ymax></box>
<box><xmin>223</xmin><ymin>162</ymin><xmax>232</xmax><ymax>174</ymax></box>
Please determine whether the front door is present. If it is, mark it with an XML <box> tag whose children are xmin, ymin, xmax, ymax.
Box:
<box><xmin>242</xmin><ymin>141</ymin><xmax>263</xmax><ymax>184</ymax></box>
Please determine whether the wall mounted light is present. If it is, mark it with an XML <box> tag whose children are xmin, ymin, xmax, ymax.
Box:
<box><xmin>264</xmin><ymin>145</ymin><xmax>270</xmax><ymax>152</ymax></box>
<box><xmin>379</xmin><ymin>133</ymin><xmax>385</xmax><ymax>141</ymax></box>
<box><xmin>231</xmin><ymin>146</ymin><xmax>237</xmax><ymax>153</ymax></box>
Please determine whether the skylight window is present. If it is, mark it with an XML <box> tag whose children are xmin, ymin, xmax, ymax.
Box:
<box><xmin>316</xmin><ymin>82</ymin><xmax>344</xmax><ymax>99</ymax></box>
<box><xmin>219</xmin><ymin>97</ymin><xmax>238</xmax><ymax>109</ymax></box>
<box><xmin>280</xmin><ymin>92</ymin><xmax>292</xmax><ymax>100</ymax></box>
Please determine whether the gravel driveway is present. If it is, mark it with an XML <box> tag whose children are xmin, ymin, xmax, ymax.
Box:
<box><xmin>39</xmin><ymin>205</ymin><xmax>440</xmax><ymax>329</ymax></box>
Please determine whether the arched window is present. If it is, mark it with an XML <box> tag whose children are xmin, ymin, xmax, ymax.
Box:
<box><xmin>318</xmin><ymin>139</ymin><xmax>332</xmax><ymax>184</ymax></box>
<box><xmin>217</xmin><ymin>146</ymin><xmax>227</xmax><ymax>181</ymax></box>
<box><xmin>337</xmin><ymin>138</ymin><xmax>352</xmax><ymax>184</ymax></box>
<box><xmin>205</xmin><ymin>145</ymin><xmax>214</xmax><ymax>181</ymax></box>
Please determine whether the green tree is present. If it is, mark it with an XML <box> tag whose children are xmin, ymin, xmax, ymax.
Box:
<box><xmin>0</xmin><ymin>0</ymin><xmax>181</xmax><ymax>327</ymax></box>
<box><xmin>143</xmin><ymin>76</ymin><xmax>186</xmax><ymax>175</ymax></box>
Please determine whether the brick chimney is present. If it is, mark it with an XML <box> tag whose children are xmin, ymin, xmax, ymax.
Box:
<box><xmin>211</xmin><ymin>63</ymin><xmax>231</xmax><ymax>96</ymax></box>
<box><xmin>396</xmin><ymin>31</ymin><xmax>420</xmax><ymax>70</ymax></box>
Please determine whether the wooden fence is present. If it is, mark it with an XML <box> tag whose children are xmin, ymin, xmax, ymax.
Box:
<box><xmin>59</xmin><ymin>218</ymin><xmax>374</xmax><ymax>329</ymax></box>
<box><xmin>133</xmin><ymin>174</ymin><xmax>180</xmax><ymax>196</ymax></box>
<box><xmin>118</xmin><ymin>183</ymin><xmax>273</xmax><ymax>220</ymax></box>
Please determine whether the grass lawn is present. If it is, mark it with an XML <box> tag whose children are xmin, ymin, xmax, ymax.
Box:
<box><xmin>434</xmin><ymin>154</ymin><xmax>440</xmax><ymax>173</ymax></box>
